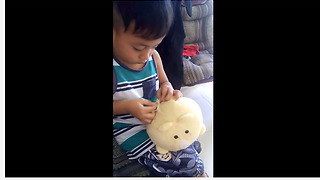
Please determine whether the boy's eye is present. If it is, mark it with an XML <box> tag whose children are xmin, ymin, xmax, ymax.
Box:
<box><xmin>134</xmin><ymin>47</ymin><xmax>143</xmax><ymax>51</ymax></box>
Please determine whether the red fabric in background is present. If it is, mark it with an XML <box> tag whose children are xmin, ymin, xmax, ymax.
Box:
<box><xmin>182</xmin><ymin>45</ymin><xmax>200</xmax><ymax>56</ymax></box>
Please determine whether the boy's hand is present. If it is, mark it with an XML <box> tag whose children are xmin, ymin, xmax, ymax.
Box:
<box><xmin>157</xmin><ymin>82</ymin><xmax>183</xmax><ymax>103</ymax></box>
<box><xmin>127</xmin><ymin>98</ymin><xmax>157</xmax><ymax>124</ymax></box>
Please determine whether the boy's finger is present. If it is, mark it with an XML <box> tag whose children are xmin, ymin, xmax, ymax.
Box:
<box><xmin>160</xmin><ymin>88</ymin><xmax>170</xmax><ymax>102</ymax></box>
<box><xmin>140</xmin><ymin>98</ymin><xmax>156</xmax><ymax>106</ymax></box>
<box><xmin>157</xmin><ymin>89</ymin><xmax>162</xmax><ymax>100</ymax></box>
<box><xmin>144</xmin><ymin>112</ymin><xmax>156</xmax><ymax>123</ymax></box>
<box><xmin>164</xmin><ymin>92</ymin><xmax>172</xmax><ymax>101</ymax></box>
<box><xmin>142</xmin><ymin>118</ymin><xmax>152</xmax><ymax>124</ymax></box>
<box><xmin>173</xmin><ymin>90</ymin><xmax>183</xmax><ymax>100</ymax></box>
<box><xmin>144</xmin><ymin>105</ymin><xmax>157</xmax><ymax>112</ymax></box>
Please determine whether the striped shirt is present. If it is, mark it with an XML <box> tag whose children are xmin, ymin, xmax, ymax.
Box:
<box><xmin>113</xmin><ymin>55</ymin><xmax>159</xmax><ymax>159</ymax></box>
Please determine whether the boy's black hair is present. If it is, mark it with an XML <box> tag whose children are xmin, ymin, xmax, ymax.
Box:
<box><xmin>113</xmin><ymin>1</ymin><xmax>174</xmax><ymax>40</ymax></box>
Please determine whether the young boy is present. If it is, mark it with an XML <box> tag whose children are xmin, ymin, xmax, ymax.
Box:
<box><xmin>113</xmin><ymin>1</ymin><xmax>207</xmax><ymax>177</ymax></box>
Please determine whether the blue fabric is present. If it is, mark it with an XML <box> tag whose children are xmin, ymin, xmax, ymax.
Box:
<box><xmin>137</xmin><ymin>140</ymin><xmax>205</xmax><ymax>177</ymax></box>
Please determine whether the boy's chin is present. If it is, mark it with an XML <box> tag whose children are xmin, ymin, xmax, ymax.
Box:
<box><xmin>137</xmin><ymin>60</ymin><xmax>147</xmax><ymax>64</ymax></box>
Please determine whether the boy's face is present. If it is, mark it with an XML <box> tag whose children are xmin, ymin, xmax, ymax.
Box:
<box><xmin>113</xmin><ymin>22</ymin><xmax>165</xmax><ymax>69</ymax></box>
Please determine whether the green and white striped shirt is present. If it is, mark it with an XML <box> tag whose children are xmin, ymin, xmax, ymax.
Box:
<box><xmin>113</xmin><ymin>55</ymin><xmax>159</xmax><ymax>159</ymax></box>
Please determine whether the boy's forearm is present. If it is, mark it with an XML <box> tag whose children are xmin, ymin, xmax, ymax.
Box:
<box><xmin>113</xmin><ymin>100</ymin><xmax>129</xmax><ymax>115</ymax></box>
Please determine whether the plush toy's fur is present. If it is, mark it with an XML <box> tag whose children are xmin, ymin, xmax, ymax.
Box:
<box><xmin>146</xmin><ymin>97</ymin><xmax>206</xmax><ymax>154</ymax></box>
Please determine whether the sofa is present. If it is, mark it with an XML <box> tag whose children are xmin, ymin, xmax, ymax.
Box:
<box><xmin>113</xmin><ymin>0</ymin><xmax>213</xmax><ymax>177</ymax></box>
<box><xmin>181</xmin><ymin>0</ymin><xmax>213</xmax><ymax>86</ymax></box>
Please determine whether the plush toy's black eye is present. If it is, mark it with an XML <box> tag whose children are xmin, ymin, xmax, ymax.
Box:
<box><xmin>185</xmin><ymin>130</ymin><xmax>189</xmax><ymax>134</ymax></box>
<box><xmin>174</xmin><ymin>135</ymin><xmax>179</xmax><ymax>139</ymax></box>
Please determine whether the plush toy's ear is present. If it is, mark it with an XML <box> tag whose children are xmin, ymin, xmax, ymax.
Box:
<box><xmin>177</xmin><ymin>113</ymin><xmax>194</xmax><ymax>122</ymax></box>
<box><xmin>158</xmin><ymin>122</ymin><xmax>173</xmax><ymax>132</ymax></box>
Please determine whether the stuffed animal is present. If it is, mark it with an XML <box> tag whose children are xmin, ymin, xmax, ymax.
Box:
<box><xmin>146</xmin><ymin>97</ymin><xmax>206</xmax><ymax>154</ymax></box>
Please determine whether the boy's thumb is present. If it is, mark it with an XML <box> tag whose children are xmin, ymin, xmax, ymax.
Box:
<box><xmin>140</xmin><ymin>98</ymin><xmax>155</xmax><ymax>106</ymax></box>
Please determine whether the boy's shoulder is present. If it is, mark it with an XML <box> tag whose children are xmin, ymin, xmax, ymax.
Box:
<box><xmin>152</xmin><ymin>50</ymin><xmax>161</xmax><ymax>63</ymax></box>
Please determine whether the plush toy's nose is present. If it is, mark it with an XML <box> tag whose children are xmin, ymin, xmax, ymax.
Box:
<box><xmin>179</xmin><ymin>139</ymin><xmax>191</xmax><ymax>149</ymax></box>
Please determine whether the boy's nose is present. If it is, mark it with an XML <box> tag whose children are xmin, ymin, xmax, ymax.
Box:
<box><xmin>139</xmin><ymin>49</ymin><xmax>151</xmax><ymax>61</ymax></box>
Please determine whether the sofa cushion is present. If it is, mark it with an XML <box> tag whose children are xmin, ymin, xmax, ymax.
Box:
<box><xmin>183</xmin><ymin>54</ymin><xmax>213</xmax><ymax>86</ymax></box>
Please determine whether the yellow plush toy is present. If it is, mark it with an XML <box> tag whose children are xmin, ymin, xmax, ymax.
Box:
<box><xmin>146</xmin><ymin>97</ymin><xmax>206</xmax><ymax>154</ymax></box>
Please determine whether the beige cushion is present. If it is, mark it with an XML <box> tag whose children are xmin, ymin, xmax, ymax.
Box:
<box><xmin>183</xmin><ymin>54</ymin><xmax>213</xmax><ymax>86</ymax></box>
